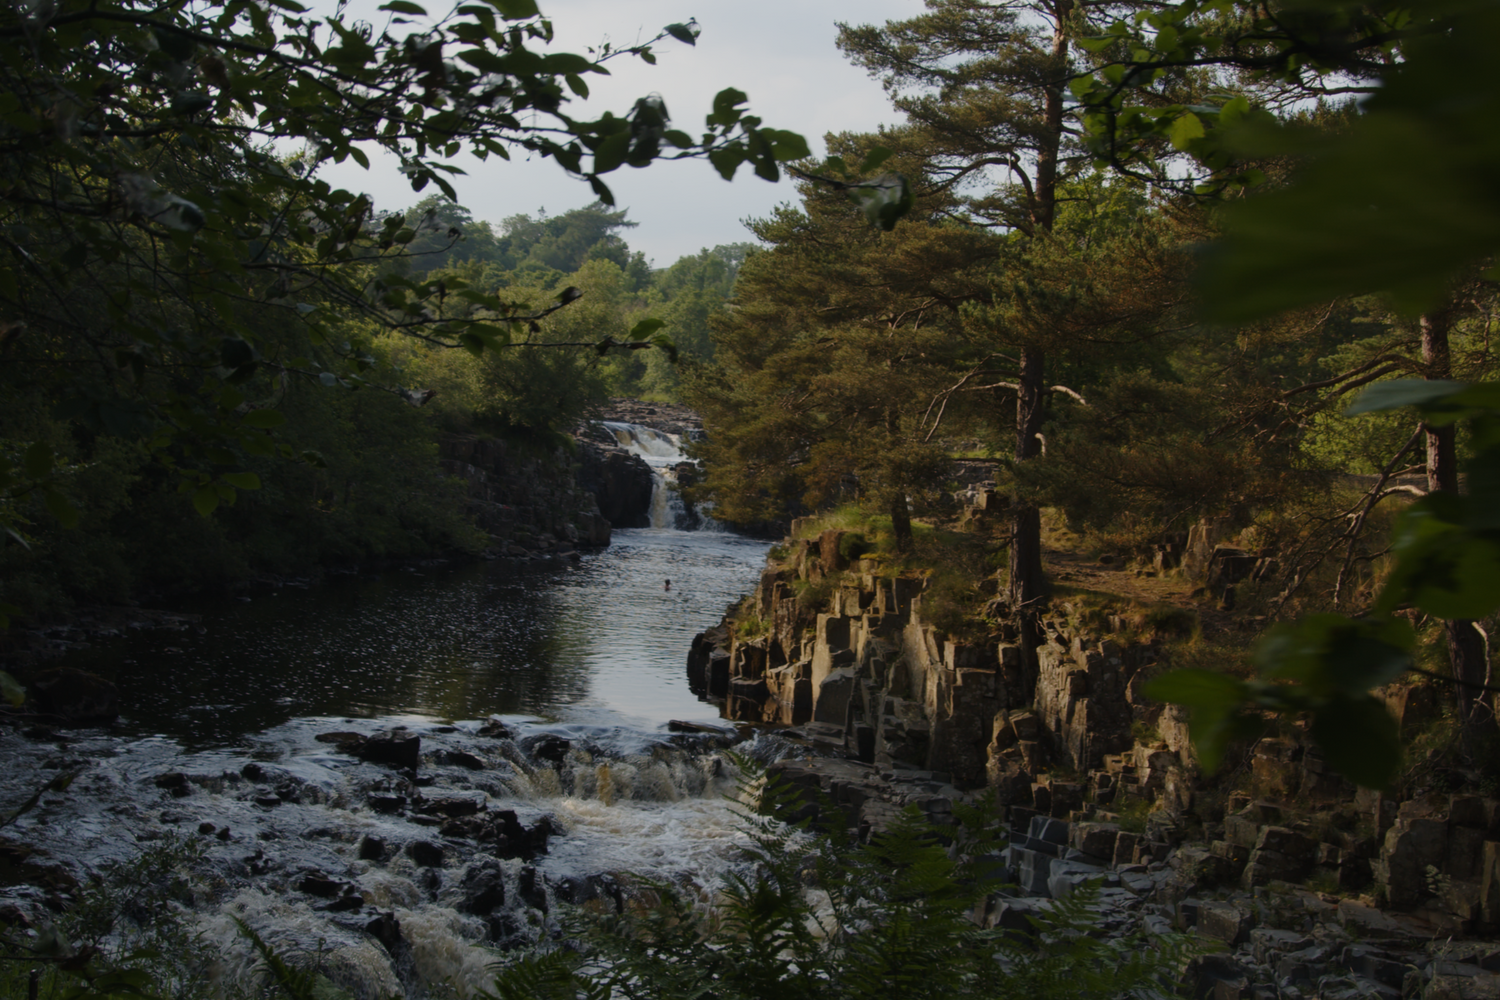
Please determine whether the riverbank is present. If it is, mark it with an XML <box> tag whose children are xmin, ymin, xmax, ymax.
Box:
<box><xmin>683</xmin><ymin>502</ymin><xmax>1500</xmax><ymax>995</ymax></box>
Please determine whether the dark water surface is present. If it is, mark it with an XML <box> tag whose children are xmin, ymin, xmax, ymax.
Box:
<box><xmin>63</xmin><ymin>528</ymin><xmax>769</xmax><ymax>748</ymax></box>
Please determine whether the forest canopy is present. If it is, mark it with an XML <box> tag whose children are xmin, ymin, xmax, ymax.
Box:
<box><xmin>0</xmin><ymin>0</ymin><xmax>790</xmax><ymax>619</ymax></box>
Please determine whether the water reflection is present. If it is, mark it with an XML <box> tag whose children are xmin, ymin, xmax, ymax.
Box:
<box><xmin>62</xmin><ymin>528</ymin><xmax>768</xmax><ymax>748</ymax></box>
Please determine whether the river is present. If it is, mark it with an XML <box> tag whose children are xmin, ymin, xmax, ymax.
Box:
<box><xmin>0</xmin><ymin>431</ymin><xmax>784</xmax><ymax>999</ymax></box>
<box><xmin>58</xmin><ymin>527</ymin><xmax>769</xmax><ymax>746</ymax></box>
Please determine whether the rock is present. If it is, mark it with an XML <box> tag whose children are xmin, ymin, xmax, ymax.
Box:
<box><xmin>1047</xmin><ymin>858</ymin><xmax>1108</xmax><ymax>899</ymax></box>
<box><xmin>1378</xmin><ymin>816</ymin><xmax>1448</xmax><ymax>907</ymax></box>
<box><xmin>525</xmin><ymin>735</ymin><xmax>571</xmax><ymax>764</ymax></box>
<box><xmin>297</xmin><ymin>873</ymin><xmax>351</xmax><ymax>899</ymax></box>
<box><xmin>459</xmin><ymin>860</ymin><xmax>506</xmax><ymax>914</ymax></box>
<box><xmin>476</xmin><ymin>719</ymin><xmax>512</xmax><ymax>739</ymax></box>
<box><xmin>416</xmin><ymin>796</ymin><xmax>483</xmax><ymax>818</ymax></box>
<box><xmin>405</xmin><ymin>840</ymin><xmax>444</xmax><ymax>867</ymax></box>
<box><xmin>1185</xmin><ymin>954</ymin><xmax>1254</xmax><ymax>1000</ymax></box>
<box><xmin>321</xmin><ymin>731</ymin><xmax>421</xmax><ymax>770</ymax></box>
<box><xmin>27</xmin><ymin>667</ymin><xmax>119</xmax><ymax>725</ymax></box>
<box><xmin>576</xmin><ymin>447</ymin><xmax>653</xmax><ymax>528</ymax></box>
<box><xmin>436</xmin><ymin>750</ymin><xmax>486</xmax><ymax>770</ymax></box>
<box><xmin>1072</xmin><ymin>822</ymin><xmax>1120</xmax><ymax>859</ymax></box>
<box><xmin>364</xmin><ymin>911</ymin><xmax>403</xmax><ymax>955</ymax></box>
<box><xmin>153</xmin><ymin>772</ymin><xmax>192</xmax><ymax>797</ymax></box>
<box><xmin>518</xmin><ymin>866</ymin><xmax>547</xmax><ymax>912</ymax></box>
<box><xmin>1199</xmin><ymin>900</ymin><xmax>1254</xmax><ymax>946</ymax></box>
<box><xmin>358</xmin><ymin>836</ymin><xmax>388</xmax><ymax>861</ymax></box>
<box><xmin>1249</xmin><ymin>928</ymin><xmax>1313</xmax><ymax>964</ymax></box>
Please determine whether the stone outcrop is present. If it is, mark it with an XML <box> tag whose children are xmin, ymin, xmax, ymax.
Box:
<box><xmin>689</xmin><ymin>528</ymin><xmax>1179</xmax><ymax>792</ymax></box>
<box><xmin>574</xmin><ymin>443</ymin><xmax>653</xmax><ymax>528</ymax></box>
<box><xmin>439</xmin><ymin>434</ymin><xmax>628</xmax><ymax>556</ymax></box>
<box><xmin>691</xmin><ymin>513</ymin><xmax>1500</xmax><ymax>939</ymax></box>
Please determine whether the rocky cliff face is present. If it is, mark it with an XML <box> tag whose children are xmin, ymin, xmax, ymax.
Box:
<box><xmin>688</xmin><ymin>520</ymin><xmax>1500</xmax><ymax>941</ymax></box>
<box><xmin>688</xmin><ymin>527</ymin><xmax>1183</xmax><ymax>791</ymax></box>
<box><xmin>439</xmin><ymin>435</ymin><xmax>650</xmax><ymax>556</ymax></box>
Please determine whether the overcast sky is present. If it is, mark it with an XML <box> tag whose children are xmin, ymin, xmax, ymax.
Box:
<box><xmin>314</xmin><ymin>0</ymin><xmax>919</xmax><ymax>266</ymax></box>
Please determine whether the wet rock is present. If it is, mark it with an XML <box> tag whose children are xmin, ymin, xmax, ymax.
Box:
<box><xmin>476</xmin><ymin>719</ymin><xmax>512</xmax><ymax>739</ymax></box>
<box><xmin>518</xmin><ymin>866</ymin><xmax>548</xmax><ymax>912</ymax></box>
<box><xmin>417</xmin><ymin>796</ymin><xmax>482</xmax><ymax>818</ymax></box>
<box><xmin>364</xmin><ymin>911</ymin><xmax>403</xmax><ymax>955</ymax></box>
<box><xmin>369</xmin><ymin>794</ymin><xmax>406</xmax><ymax>815</ymax></box>
<box><xmin>554</xmin><ymin>873</ymin><xmax>622</xmax><ymax>911</ymax></box>
<box><xmin>525</xmin><ymin>735</ymin><xmax>571</xmax><ymax>764</ymax></box>
<box><xmin>493</xmin><ymin>812</ymin><xmax>555</xmax><ymax>860</ymax></box>
<box><xmin>436</xmin><ymin>750</ymin><xmax>486</xmax><ymax>770</ymax></box>
<box><xmin>459</xmin><ymin>860</ymin><xmax>507</xmax><ymax>914</ymax></box>
<box><xmin>356</xmin><ymin>732</ymin><xmax>421</xmax><ymax>770</ymax></box>
<box><xmin>357</xmin><ymin>835</ymin><xmax>388</xmax><ymax>861</ymax></box>
<box><xmin>297</xmin><ymin>873</ymin><xmax>350</xmax><ymax>899</ymax></box>
<box><xmin>405</xmin><ymin>840</ymin><xmax>444</xmax><ymax>867</ymax></box>
<box><xmin>28</xmin><ymin>667</ymin><xmax>119</xmax><ymax>725</ymax></box>
<box><xmin>153</xmin><ymin>772</ymin><xmax>192</xmax><ymax>797</ymax></box>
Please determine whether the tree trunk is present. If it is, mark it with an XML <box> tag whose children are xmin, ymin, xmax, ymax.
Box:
<box><xmin>1420</xmin><ymin>309</ymin><xmax>1491</xmax><ymax>733</ymax></box>
<box><xmin>1004</xmin><ymin>3</ymin><xmax>1070</xmax><ymax>694</ymax></box>
<box><xmin>1009</xmin><ymin>347</ymin><xmax>1047</xmax><ymax>690</ymax></box>
<box><xmin>890</xmin><ymin>493</ymin><xmax>913</xmax><ymax>554</ymax></box>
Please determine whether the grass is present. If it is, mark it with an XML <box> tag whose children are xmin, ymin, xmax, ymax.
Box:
<box><xmin>787</xmin><ymin>504</ymin><xmax>1004</xmax><ymax>643</ymax></box>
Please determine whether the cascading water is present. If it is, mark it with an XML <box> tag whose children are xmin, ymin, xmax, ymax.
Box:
<box><xmin>600</xmin><ymin>421</ymin><xmax>720</xmax><ymax>531</ymax></box>
<box><xmin>2</xmin><ymin>484</ymin><xmax>778</xmax><ymax>998</ymax></box>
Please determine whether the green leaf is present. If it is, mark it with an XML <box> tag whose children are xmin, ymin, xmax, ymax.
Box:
<box><xmin>1167</xmin><ymin>112</ymin><xmax>1205</xmax><ymax>150</ymax></box>
<box><xmin>192</xmin><ymin>485</ymin><xmax>220</xmax><ymax>517</ymax></box>
<box><xmin>593</xmin><ymin>131</ymin><xmax>631</xmax><ymax>174</ymax></box>
<box><xmin>222</xmin><ymin>472</ymin><xmax>261</xmax><ymax>490</ymax></box>
<box><xmin>1309</xmin><ymin>694</ymin><xmax>1400</xmax><ymax>789</ymax></box>
<box><xmin>664</xmin><ymin>21</ymin><xmax>699</xmax><ymax>45</ymax></box>
<box><xmin>458</xmin><ymin>332</ymin><xmax>486</xmax><ymax>356</ymax></box>
<box><xmin>241</xmin><ymin>409</ymin><xmax>286</xmax><ymax>429</ymax></box>
<box><xmin>1142</xmin><ymin>668</ymin><xmax>1254</xmax><ymax>772</ymax></box>
<box><xmin>849</xmin><ymin>174</ymin><xmax>914</xmax><ymax>231</ymax></box>
<box><xmin>649</xmin><ymin>332</ymin><xmax>679</xmax><ymax>363</ymax></box>
<box><xmin>378</xmin><ymin>0</ymin><xmax>427</xmax><ymax>12</ymax></box>
<box><xmin>1386</xmin><ymin>510</ymin><xmax>1500</xmax><ymax>619</ymax></box>
<box><xmin>629</xmin><ymin>317</ymin><xmax>666</xmax><ymax>339</ymax></box>
<box><xmin>707</xmin><ymin>88</ymin><xmax>748</xmax><ymax>127</ymax></box>
<box><xmin>860</xmin><ymin>147</ymin><xmax>894</xmax><ymax>174</ymax></box>
<box><xmin>1142</xmin><ymin>667</ymin><xmax>1244</xmax><ymax>710</ymax></box>
<box><xmin>1347</xmin><ymin>379</ymin><xmax>1466</xmax><ymax>415</ymax></box>
<box><xmin>487</xmin><ymin>0</ymin><xmax>539</xmax><ymax>18</ymax></box>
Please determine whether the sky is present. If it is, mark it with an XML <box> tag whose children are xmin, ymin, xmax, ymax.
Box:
<box><xmin>314</xmin><ymin>0</ymin><xmax>919</xmax><ymax>267</ymax></box>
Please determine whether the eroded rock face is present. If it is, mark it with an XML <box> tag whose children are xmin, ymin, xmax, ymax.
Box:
<box><xmin>440</xmin><ymin>435</ymin><xmax>613</xmax><ymax>554</ymax></box>
<box><xmin>575</xmin><ymin>445</ymin><xmax>653</xmax><ymax>528</ymax></box>
<box><xmin>690</xmin><ymin>533</ymin><xmax>1170</xmax><ymax>791</ymax></box>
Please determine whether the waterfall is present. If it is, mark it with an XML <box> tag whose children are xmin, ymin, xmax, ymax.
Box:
<box><xmin>600</xmin><ymin>421</ymin><xmax>706</xmax><ymax>531</ymax></box>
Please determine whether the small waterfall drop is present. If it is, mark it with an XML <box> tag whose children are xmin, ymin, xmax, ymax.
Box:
<box><xmin>601</xmin><ymin>420</ymin><xmax>703</xmax><ymax>530</ymax></box>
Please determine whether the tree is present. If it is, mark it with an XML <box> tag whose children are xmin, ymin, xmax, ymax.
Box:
<box><xmin>0</xmin><ymin>0</ymin><xmax>812</xmax><ymax>542</ymax></box>
<box><xmin>685</xmin><ymin>137</ymin><xmax>1002</xmax><ymax>543</ymax></box>
<box><xmin>837</xmin><ymin>0</ymin><xmax>1174</xmax><ymax>664</ymax></box>
<box><xmin>1074</xmin><ymin>0</ymin><xmax>1500</xmax><ymax>784</ymax></box>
